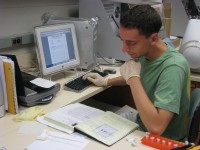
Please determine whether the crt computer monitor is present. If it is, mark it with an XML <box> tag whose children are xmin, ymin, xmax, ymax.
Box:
<box><xmin>34</xmin><ymin>23</ymin><xmax>80</xmax><ymax>76</ymax></box>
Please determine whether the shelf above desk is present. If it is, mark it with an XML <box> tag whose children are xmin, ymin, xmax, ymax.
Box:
<box><xmin>191</xmin><ymin>72</ymin><xmax>200</xmax><ymax>82</ymax></box>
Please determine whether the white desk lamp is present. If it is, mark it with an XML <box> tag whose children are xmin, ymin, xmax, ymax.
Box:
<box><xmin>180</xmin><ymin>19</ymin><xmax>200</xmax><ymax>73</ymax></box>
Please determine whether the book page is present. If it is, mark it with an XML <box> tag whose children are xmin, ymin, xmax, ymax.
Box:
<box><xmin>38</xmin><ymin>103</ymin><xmax>104</xmax><ymax>133</ymax></box>
<box><xmin>75</xmin><ymin>111</ymin><xmax>139</xmax><ymax>146</ymax></box>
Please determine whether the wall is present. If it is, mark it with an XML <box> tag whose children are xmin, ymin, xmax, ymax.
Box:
<box><xmin>0</xmin><ymin>0</ymin><xmax>79</xmax><ymax>67</ymax></box>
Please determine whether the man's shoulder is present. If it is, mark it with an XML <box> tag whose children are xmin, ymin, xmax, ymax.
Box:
<box><xmin>159</xmin><ymin>47</ymin><xmax>190</xmax><ymax>77</ymax></box>
<box><xmin>165</xmin><ymin>46</ymin><xmax>188</xmax><ymax>66</ymax></box>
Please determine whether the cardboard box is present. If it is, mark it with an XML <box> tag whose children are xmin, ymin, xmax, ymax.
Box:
<box><xmin>171</xmin><ymin>38</ymin><xmax>181</xmax><ymax>48</ymax></box>
<box><xmin>163</xmin><ymin>3</ymin><xmax>172</xmax><ymax>37</ymax></box>
<box><xmin>164</xmin><ymin>18</ymin><xmax>171</xmax><ymax>37</ymax></box>
<box><xmin>163</xmin><ymin>3</ymin><xmax>171</xmax><ymax>18</ymax></box>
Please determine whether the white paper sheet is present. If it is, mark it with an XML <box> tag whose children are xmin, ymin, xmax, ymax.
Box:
<box><xmin>25</xmin><ymin>130</ymin><xmax>89</xmax><ymax>150</ymax></box>
<box><xmin>115</xmin><ymin>105</ymin><xmax>138</xmax><ymax>122</ymax></box>
<box><xmin>30</xmin><ymin>78</ymin><xmax>56</xmax><ymax>88</ymax></box>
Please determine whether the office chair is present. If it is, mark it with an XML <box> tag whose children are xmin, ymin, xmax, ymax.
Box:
<box><xmin>188</xmin><ymin>88</ymin><xmax>200</xmax><ymax>145</ymax></box>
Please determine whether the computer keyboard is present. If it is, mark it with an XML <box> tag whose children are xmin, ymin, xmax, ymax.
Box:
<box><xmin>64</xmin><ymin>70</ymin><xmax>108</xmax><ymax>92</ymax></box>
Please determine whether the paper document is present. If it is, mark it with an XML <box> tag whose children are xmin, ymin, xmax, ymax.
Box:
<box><xmin>25</xmin><ymin>129</ymin><xmax>89</xmax><ymax>150</ymax></box>
<box><xmin>30</xmin><ymin>78</ymin><xmax>56</xmax><ymax>88</ymax></box>
<box><xmin>115</xmin><ymin>105</ymin><xmax>138</xmax><ymax>122</ymax></box>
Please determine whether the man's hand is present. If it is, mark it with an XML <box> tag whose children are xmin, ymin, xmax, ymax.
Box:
<box><xmin>120</xmin><ymin>60</ymin><xmax>141</xmax><ymax>83</ymax></box>
<box><xmin>82</xmin><ymin>73</ymin><xmax>107</xmax><ymax>87</ymax></box>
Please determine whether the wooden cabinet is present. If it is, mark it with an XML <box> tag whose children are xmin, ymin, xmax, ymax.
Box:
<box><xmin>191</xmin><ymin>81</ymin><xmax>200</xmax><ymax>91</ymax></box>
<box><xmin>196</xmin><ymin>126</ymin><xmax>200</xmax><ymax>145</ymax></box>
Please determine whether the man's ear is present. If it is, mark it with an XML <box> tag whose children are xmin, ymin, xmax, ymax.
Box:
<box><xmin>150</xmin><ymin>33</ymin><xmax>159</xmax><ymax>44</ymax></box>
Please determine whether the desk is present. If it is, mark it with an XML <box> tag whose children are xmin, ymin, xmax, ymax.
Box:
<box><xmin>0</xmin><ymin>66</ymin><xmax>155</xmax><ymax>150</ymax></box>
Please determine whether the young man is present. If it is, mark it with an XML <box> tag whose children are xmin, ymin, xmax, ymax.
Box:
<box><xmin>83</xmin><ymin>4</ymin><xmax>190</xmax><ymax>141</ymax></box>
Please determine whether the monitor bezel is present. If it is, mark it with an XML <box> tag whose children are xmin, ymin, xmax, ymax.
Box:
<box><xmin>34</xmin><ymin>23</ymin><xmax>80</xmax><ymax>76</ymax></box>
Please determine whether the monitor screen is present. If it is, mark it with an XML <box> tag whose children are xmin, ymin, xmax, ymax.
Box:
<box><xmin>34</xmin><ymin>23</ymin><xmax>80</xmax><ymax>76</ymax></box>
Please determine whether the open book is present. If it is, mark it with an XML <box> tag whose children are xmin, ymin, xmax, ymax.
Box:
<box><xmin>37</xmin><ymin>103</ymin><xmax>139</xmax><ymax>146</ymax></box>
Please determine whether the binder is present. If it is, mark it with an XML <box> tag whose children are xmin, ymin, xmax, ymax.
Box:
<box><xmin>3</xmin><ymin>59</ymin><xmax>18</xmax><ymax>114</ymax></box>
<box><xmin>0</xmin><ymin>57</ymin><xmax>7</xmax><ymax>110</ymax></box>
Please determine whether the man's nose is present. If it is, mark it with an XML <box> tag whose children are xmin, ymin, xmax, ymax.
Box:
<box><xmin>122</xmin><ymin>42</ymin><xmax>129</xmax><ymax>53</ymax></box>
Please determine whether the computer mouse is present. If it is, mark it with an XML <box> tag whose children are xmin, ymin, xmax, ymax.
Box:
<box><xmin>103</xmin><ymin>68</ymin><xmax>117</xmax><ymax>74</ymax></box>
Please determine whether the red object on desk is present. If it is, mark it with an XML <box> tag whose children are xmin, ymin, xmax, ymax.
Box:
<box><xmin>141</xmin><ymin>133</ymin><xmax>185</xmax><ymax>150</ymax></box>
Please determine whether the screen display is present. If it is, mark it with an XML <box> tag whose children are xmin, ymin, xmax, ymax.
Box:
<box><xmin>35</xmin><ymin>23</ymin><xmax>80</xmax><ymax>75</ymax></box>
<box><xmin>41</xmin><ymin>29</ymin><xmax>76</xmax><ymax>68</ymax></box>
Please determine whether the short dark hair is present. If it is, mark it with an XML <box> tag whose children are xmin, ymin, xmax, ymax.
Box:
<box><xmin>120</xmin><ymin>4</ymin><xmax>162</xmax><ymax>38</ymax></box>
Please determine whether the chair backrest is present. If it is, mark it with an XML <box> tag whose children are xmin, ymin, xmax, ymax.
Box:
<box><xmin>188</xmin><ymin>88</ymin><xmax>200</xmax><ymax>144</ymax></box>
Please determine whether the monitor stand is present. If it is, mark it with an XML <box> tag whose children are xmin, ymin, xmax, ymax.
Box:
<box><xmin>41</xmin><ymin>68</ymin><xmax>80</xmax><ymax>81</ymax></box>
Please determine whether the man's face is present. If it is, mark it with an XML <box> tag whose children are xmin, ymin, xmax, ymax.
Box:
<box><xmin>119</xmin><ymin>26</ymin><xmax>153</xmax><ymax>59</ymax></box>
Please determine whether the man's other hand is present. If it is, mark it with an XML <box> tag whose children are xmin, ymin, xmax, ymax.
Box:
<box><xmin>120</xmin><ymin>60</ymin><xmax>141</xmax><ymax>83</ymax></box>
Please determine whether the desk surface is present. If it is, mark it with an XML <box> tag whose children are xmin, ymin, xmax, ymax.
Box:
<box><xmin>0</xmin><ymin>66</ymin><xmax>158</xmax><ymax>150</ymax></box>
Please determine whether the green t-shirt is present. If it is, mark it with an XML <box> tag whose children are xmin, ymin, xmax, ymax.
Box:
<box><xmin>136</xmin><ymin>46</ymin><xmax>190</xmax><ymax>141</ymax></box>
